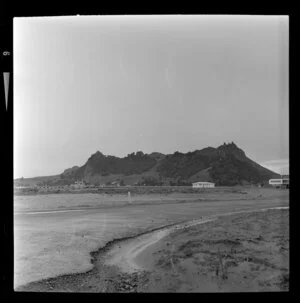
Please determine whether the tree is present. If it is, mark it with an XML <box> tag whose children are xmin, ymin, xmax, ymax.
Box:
<box><xmin>136</xmin><ymin>151</ymin><xmax>144</xmax><ymax>157</ymax></box>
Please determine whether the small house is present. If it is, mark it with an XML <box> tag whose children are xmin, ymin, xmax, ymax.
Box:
<box><xmin>269</xmin><ymin>176</ymin><xmax>289</xmax><ymax>188</ymax></box>
<box><xmin>192</xmin><ymin>182</ymin><xmax>215</xmax><ymax>188</ymax></box>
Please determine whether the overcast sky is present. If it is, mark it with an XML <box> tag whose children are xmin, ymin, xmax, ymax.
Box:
<box><xmin>14</xmin><ymin>15</ymin><xmax>289</xmax><ymax>178</ymax></box>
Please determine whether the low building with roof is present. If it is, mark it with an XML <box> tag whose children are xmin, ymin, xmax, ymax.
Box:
<box><xmin>269</xmin><ymin>175</ymin><xmax>289</xmax><ymax>188</ymax></box>
<box><xmin>192</xmin><ymin>181</ymin><xmax>215</xmax><ymax>188</ymax></box>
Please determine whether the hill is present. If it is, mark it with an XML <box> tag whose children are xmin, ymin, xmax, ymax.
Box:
<box><xmin>16</xmin><ymin>142</ymin><xmax>280</xmax><ymax>187</ymax></box>
<box><xmin>156</xmin><ymin>142</ymin><xmax>279</xmax><ymax>186</ymax></box>
<box><xmin>14</xmin><ymin>175</ymin><xmax>60</xmax><ymax>187</ymax></box>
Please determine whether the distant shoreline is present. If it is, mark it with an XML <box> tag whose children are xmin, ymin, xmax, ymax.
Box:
<box><xmin>14</xmin><ymin>185</ymin><xmax>284</xmax><ymax>197</ymax></box>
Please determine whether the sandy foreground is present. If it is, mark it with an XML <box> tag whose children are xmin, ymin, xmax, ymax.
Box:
<box><xmin>16</xmin><ymin>205</ymin><xmax>289</xmax><ymax>292</ymax></box>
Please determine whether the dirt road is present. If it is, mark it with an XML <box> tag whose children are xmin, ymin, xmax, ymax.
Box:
<box><xmin>104</xmin><ymin>217</ymin><xmax>215</xmax><ymax>273</ymax></box>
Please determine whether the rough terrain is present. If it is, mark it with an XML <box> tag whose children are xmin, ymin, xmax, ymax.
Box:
<box><xmin>16</xmin><ymin>206</ymin><xmax>289</xmax><ymax>292</ymax></box>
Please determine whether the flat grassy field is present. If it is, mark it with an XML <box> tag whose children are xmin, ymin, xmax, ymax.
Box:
<box><xmin>14</xmin><ymin>187</ymin><xmax>285</xmax><ymax>212</ymax></box>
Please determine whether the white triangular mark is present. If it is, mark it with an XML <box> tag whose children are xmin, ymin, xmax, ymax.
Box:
<box><xmin>3</xmin><ymin>73</ymin><xmax>10</xmax><ymax>110</ymax></box>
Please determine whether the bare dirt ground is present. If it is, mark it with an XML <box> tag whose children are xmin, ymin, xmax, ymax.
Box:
<box><xmin>14</xmin><ymin>188</ymin><xmax>288</xmax><ymax>288</ymax></box>
<box><xmin>135</xmin><ymin>208</ymin><xmax>289</xmax><ymax>292</ymax></box>
<box><xmin>16</xmin><ymin>207</ymin><xmax>289</xmax><ymax>293</ymax></box>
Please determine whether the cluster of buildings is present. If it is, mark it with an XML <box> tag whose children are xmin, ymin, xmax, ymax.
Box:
<box><xmin>33</xmin><ymin>180</ymin><xmax>123</xmax><ymax>191</ymax></box>
<box><xmin>15</xmin><ymin>176</ymin><xmax>289</xmax><ymax>193</ymax></box>
<box><xmin>268</xmin><ymin>175</ymin><xmax>289</xmax><ymax>189</ymax></box>
<box><xmin>192</xmin><ymin>175</ymin><xmax>290</xmax><ymax>189</ymax></box>
<box><xmin>31</xmin><ymin>180</ymin><xmax>90</xmax><ymax>192</ymax></box>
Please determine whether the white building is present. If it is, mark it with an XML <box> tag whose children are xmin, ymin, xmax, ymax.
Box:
<box><xmin>269</xmin><ymin>176</ymin><xmax>289</xmax><ymax>188</ymax></box>
<box><xmin>192</xmin><ymin>181</ymin><xmax>215</xmax><ymax>188</ymax></box>
<box><xmin>72</xmin><ymin>180</ymin><xmax>86</xmax><ymax>189</ymax></box>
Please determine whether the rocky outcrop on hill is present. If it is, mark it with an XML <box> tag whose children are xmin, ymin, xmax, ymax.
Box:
<box><xmin>54</xmin><ymin>142</ymin><xmax>279</xmax><ymax>186</ymax></box>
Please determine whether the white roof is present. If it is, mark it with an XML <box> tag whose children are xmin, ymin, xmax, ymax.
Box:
<box><xmin>269</xmin><ymin>179</ymin><xmax>282</xmax><ymax>182</ymax></box>
<box><xmin>192</xmin><ymin>181</ymin><xmax>214</xmax><ymax>184</ymax></box>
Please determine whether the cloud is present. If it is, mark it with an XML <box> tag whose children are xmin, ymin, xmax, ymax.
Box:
<box><xmin>165</xmin><ymin>67</ymin><xmax>172</xmax><ymax>88</ymax></box>
<box><xmin>260</xmin><ymin>159</ymin><xmax>289</xmax><ymax>174</ymax></box>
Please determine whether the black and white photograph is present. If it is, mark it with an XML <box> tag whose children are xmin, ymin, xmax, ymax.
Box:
<box><xmin>12</xmin><ymin>15</ymin><xmax>289</xmax><ymax>293</ymax></box>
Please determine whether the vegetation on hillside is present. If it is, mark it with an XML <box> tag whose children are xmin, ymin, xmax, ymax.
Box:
<box><xmin>18</xmin><ymin>142</ymin><xmax>280</xmax><ymax>187</ymax></box>
<box><xmin>65</xmin><ymin>151</ymin><xmax>157</xmax><ymax>179</ymax></box>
